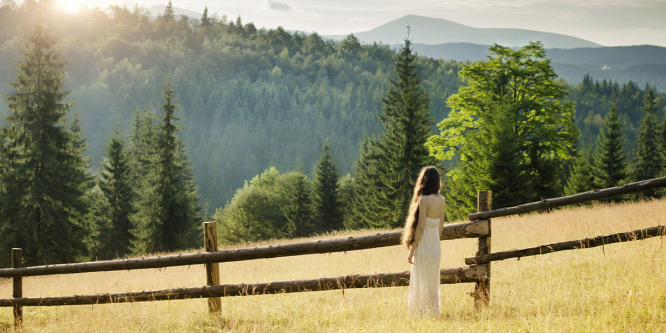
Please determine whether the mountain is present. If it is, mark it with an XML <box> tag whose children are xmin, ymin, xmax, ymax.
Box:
<box><xmin>410</xmin><ymin>43</ymin><xmax>666</xmax><ymax>92</ymax></box>
<box><xmin>327</xmin><ymin>15</ymin><xmax>600</xmax><ymax>49</ymax></box>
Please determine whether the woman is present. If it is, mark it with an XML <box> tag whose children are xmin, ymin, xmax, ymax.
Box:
<box><xmin>401</xmin><ymin>166</ymin><xmax>446</xmax><ymax>317</ymax></box>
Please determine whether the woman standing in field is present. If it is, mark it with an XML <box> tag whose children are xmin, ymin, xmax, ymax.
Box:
<box><xmin>402</xmin><ymin>166</ymin><xmax>446</xmax><ymax>317</ymax></box>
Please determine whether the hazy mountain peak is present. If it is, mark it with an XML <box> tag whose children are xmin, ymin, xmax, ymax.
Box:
<box><xmin>332</xmin><ymin>14</ymin><xmax>600</xmax><ymax>49</ymax></box>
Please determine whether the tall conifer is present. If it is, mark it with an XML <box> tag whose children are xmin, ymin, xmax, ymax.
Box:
<box><xmin>0</xmin><ymin>23</ymin><xmax>90</xmax><ymax>265</ymax></box>
<box><xmin>591</xmin><ymin>106</ymin><xmax>628</xmax><ymax>193</ymax></box>
<box><xmin>351</xmin><ymin>38</ymin><xmax>435</xmax><ymax>228</ymax></box>
<box><xmin>98</xmin><ymin>127</ymin><xmax>136</xmax><ymax>258</ymax></box>
<box><xmin>132</xmin><ymin>82</ymin><xmax>201</xmax><ymax>253</ymax></box>
<box><xmin>564</xmin><ymin>148</ymin><xmax>595</xmax><ymax>195</ymax></box>
<box><xmin>632</xmin><ymin>90</ymin><xmax>661</xmax><ymax>197</ymax></box>
<box><xmin>313</xmin><ymin>140</ymin><xmax>343</xmax><ymax>232</ymax></box>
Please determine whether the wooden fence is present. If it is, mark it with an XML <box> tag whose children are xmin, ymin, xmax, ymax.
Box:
<box><xmin>1</xmin><ymin>176</ymin><xmax>666</xmax><ymax>327</ymax></box>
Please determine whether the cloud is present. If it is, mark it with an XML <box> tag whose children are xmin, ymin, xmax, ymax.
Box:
<box><xmin>267</xmin><ymin>0</ymin><xmax>292</xmax><ymax>11</ymax></box>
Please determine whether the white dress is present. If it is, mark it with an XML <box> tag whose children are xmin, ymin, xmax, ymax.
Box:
<box><xmin>408</xmin><ymin>216</ymin><xmax>441</xmax><ymax>317</ymax></box>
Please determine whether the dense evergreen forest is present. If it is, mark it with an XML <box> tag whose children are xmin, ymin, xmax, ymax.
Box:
<box><xmin>0</xmin><ymin>1</ymin><xmax>665</xmax><ymax>265</ymax></box>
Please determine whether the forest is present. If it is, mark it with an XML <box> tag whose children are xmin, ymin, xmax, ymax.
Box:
<box><xmin>0</xmin><ymin>1</ymin><xmax>664</xmax><ymax>266</ymax></box>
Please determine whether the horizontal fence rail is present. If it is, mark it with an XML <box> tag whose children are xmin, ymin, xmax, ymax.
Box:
<box><xmin>0</xmin><ymin>219</ymin><xmax>489</xmax><ymax>278</ymax></box>
<box><xmin>468</xmin><ymin>177</ymin><xmax>666</xmax><ymax>221</ymax></box>
<box><xmin>0</xmin><ymin>266</ymin><xmax>486</xmax><ymax>307</ymax></box>
<box><xmin>465</xmin><ymin>225</ymin><xmax>665</xmax><ymax>265</ymax></box>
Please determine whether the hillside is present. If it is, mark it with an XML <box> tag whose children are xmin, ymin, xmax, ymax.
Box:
<box><xmin>0</xmin><ymin>198</ymin><xmax>663</xmax><ymax>331</ymax></box>
<box><xmin>326</xmin><ymin>15</ymin><xmax>600</xmax><ymax>49</ymax></box>
<box><xmin>0</xmin><ymin>4</ymin><xmax>663</xmax><ymax>211</ymax></box>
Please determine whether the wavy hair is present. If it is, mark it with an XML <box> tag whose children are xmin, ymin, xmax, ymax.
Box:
<box><xmin>400</xmin><ymin>166</ymin><xmax>441</xmax><ymax>248</ymax></box>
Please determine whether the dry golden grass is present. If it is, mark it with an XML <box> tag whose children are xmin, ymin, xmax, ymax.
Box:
<box><xmin>1</xmin><ymin>198</ymin><xmax>665</xmax><ymax>332</ymax></box>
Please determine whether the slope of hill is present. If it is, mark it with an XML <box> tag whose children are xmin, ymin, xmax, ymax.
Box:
<box><xmin>327</xmin><ymin>14</ymin><xmax>600</xmax><ymax>49</ymax></box>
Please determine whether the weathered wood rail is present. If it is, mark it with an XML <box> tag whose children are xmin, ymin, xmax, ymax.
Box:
<box><xmin>2</xmin><ymin>176</ymin><xmax>665</xmax><ymax>328</ymax></box>
<box><xmin>465</xmin><ymin>225</ymin><xmax>665</xmax><ymax>265</ymax></box>
<box><xmin>468</xmin><ymin>176</ymin><xmax>666</xmax><ymax>221</ymax></box>
<box><xmin>0</xmin><ymin>219</ymin><xmax>488</xmax><ymax>279</ymax></box>
<box><xmin>0</xmin><ymin>266</ymin><xmax>487</xmax><ymax>307</ymax></box>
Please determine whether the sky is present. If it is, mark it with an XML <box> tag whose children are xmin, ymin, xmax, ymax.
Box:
<box><xmin>50</xmin><ymin>0</ymin><xmax>666</xmax><ymax>47</ymax></box>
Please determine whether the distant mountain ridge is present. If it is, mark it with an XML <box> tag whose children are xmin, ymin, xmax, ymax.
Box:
<box><xmin>410</xmin><ymin>43</ymin><xmax>666</xmax><ymax>91</ymax></box>
<box><xmin>327</xmin><ymin>15</ymin><xmax>600</xmax><ymax>49</ymax></box>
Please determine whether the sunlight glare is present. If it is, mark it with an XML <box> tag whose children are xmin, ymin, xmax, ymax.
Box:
<box><xmin>56</xmin><ymin>0</ymin><xmax>88</xmax><ymax>13</ymax></box>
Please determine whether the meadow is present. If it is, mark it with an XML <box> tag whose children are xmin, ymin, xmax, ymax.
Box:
<box><xmin>0</xmin><ymin>198</ymin><xmax>664</xmax><ymax>332</ymax></box>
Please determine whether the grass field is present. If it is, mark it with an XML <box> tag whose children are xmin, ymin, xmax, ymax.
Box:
<box><xmin>1</xmin><ymin>198</ymin><xmax>665</xmax><ymax>332</ymax></box>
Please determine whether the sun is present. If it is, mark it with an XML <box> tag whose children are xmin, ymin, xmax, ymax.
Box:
<box><xmin>55</xmin><ymin>0</ymin><xmax>87</xmax><ymax>13</ymax></box>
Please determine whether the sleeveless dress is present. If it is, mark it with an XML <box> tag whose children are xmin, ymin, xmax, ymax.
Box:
<box><xmin>408</xmin><ymin>216</ymin><xmax>441</xmax><ymax>317</ymax></box>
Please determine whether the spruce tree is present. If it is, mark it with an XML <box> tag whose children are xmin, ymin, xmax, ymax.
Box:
<box><xmin>351</xmin><ymin>38</ymin><xmax>435</xmax><ymax>228</ymax></box>
<box><xmin>348</xmin><ymin>136</ymin><xmax>383</xmax><ymax>229</ymax></box>
<box><xmin>201</xmin><ymin>6</ymin><xmax>211</xmax><ymax>27</ymax></box>
<box><xmin>591</xmin><ymin>106</ymin><xmax>628</xmax><ymax>194</ymax></box>
<box><xmin>98</xmin><ymin>127</ymin><xmax>136</xmax><ymax>259</ymax></box>
<box><xmin>312</xmin><ymin>140</ymin><xmax>343</xmax><ymax>232</ymax></box>
<box><xmin>0</xmin><ymin>23</ymin><xmax>90</xmax><ymax>265</ymax></box>
<box><xmin>564</xmin><ymin>148</ymin><xmax>595</xmax><ymax>195</ymax></box>
<box><xmin>132</xmin><ymin>82</ymin><xmax>201</xmax><ymax>253</ymax></box>
<box><xmin>662</xmin><ymin>117</ymin><xmax>666</xmax><ymax>175</ymax></box>
<box><xmin>631</xmin><ymin>90</ymin><xmax>662</xmax><ymax>198</ymax></box>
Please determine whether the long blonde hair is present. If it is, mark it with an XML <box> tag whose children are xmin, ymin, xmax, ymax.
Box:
<box><xmin>401</xmin><ymin>166</ymin><xmax>441</xmax><ymax>248</ymax></box>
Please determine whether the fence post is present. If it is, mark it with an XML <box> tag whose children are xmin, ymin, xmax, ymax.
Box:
<box><xmin>474</xmin><ymin>191</ymin><xmax>491</xmax><ymax>308</ymax></box>
<box><xmin>204</xmin><ymin>222</ymin><xmax>221</xmax><ymax>313</ymax></box>
<box><xmin>12</xmin><ymin>248</ymin><xmax>23</xmax><ymax>327</ymax></box>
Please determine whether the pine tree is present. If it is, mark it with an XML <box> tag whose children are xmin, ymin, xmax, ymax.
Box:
<box><xmin>351</xmin><ymin>38</ymin><xmax>435</xmax><ymax>228</ymax></box>
<box><xmin>662</xmin><ymin>117</ymin><xmax>666</xmax><ymax>175</ymax></box>
<box><xmin>564</xmin><ymin>148</ymin><xmax>595</xmax><ymax>195</ymax></box>
<box><xmin>132</xmin><ymin>82</ymin><xmax>201</xmax><ymax>253</ymax></box>
<box><xmin>473</xmin><ymin>104</ymin><xmax>531</xmax><ymax>208</ymax></box>
<box><xmin>336</xmin><ymin>173</ymin><xmax>354</xmax><ymax>229</ymax></box>
<box><xmin>348</xmin><ymin>136</ymin><xmax>383</xmax><ymax>229</ymax></box>
<box><xmin>0</xmin><ymin>23</ymin><xmax>90</xmax><ymax>265</ymax></box>
<box><xmin>631</xmin><ymin>90</ymin><xmax>662</xmax><ymax>198</ymax></box>
<box><xmin>591</xmin><ymin>106</ymin><xmax>628</xmax><ymax>194</ymax></box>
<box><xmin>312</xmin><ymin>140</ymin><xmax>343</xmax><ymax>232</ymax></box>
<box><xmin>277</xmin><ymin>170</ymin><xmax>315</xmax><ymax>237</ymax></box>
<box><xmin>98</xmin><ymin>127</ymin><xmax>136</xmax><ymax>259</ymax></box>
<box><xmin>201</xmin><ymin>6</ymin><xmax>211</xmax><ymax>27</ymax></box>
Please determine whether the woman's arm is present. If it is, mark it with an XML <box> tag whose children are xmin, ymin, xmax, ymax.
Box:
<box><xmin>408</xmin><ymin>198</ymin><xmax>428</xmax><ymax>263</ymax></box>
<box><xmin>438</xmin><ymin>198</ymin><xmax>446</xmax><ymax>235</ymax></box>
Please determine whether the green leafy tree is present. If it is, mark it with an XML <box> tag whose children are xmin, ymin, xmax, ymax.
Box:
<box><xmin>591</xmin><ymin>106</ymin><xmax>628</xmax><ymax>194</ymax></box>
<box><xmin>427</xmin><ymin>42</ymin><xmax>578</xmax><ymax>220</ymax></box>
<box><xmin>98</xmin><ymin>127</ymin><xmax>136</xmax><ymax>259</ymax></box>
<box><xmin>0</xmin><ymin>23</ymin><xmax>90</xmax><ymax>265</ymax></box>
<box><xmin>564</xmin><ymin>148</ymin><xmax>595</xmax><ymax>195</ymax></box>
<box><xmin>631</xmin><ymin>90</ymin><xmax>662</xmax><ymax>198</ymax></box>
<box><xmin>132</xmin><ymin>82</ymin><xmax>201</xmax><ymax>253</ymax></box>
<box><xmin>215</xmin><ymin>167</ymin><xmax>314</xmax><ymax>244</ymax></box>
<box><xmin>312</xmin><ymin>140</ymin><xmax>343</xmax><ymax>232</ymax></box>
<box><xmin>351</xmin><ymin>38</ymin><xmax>435</xmax><ymax>228</ymax></box>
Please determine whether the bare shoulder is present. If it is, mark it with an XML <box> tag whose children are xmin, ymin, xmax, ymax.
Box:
<box><xmin>420</xmin><ymin>194</ymin><xmax>445</xmax><ymax>208</ymax></box>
